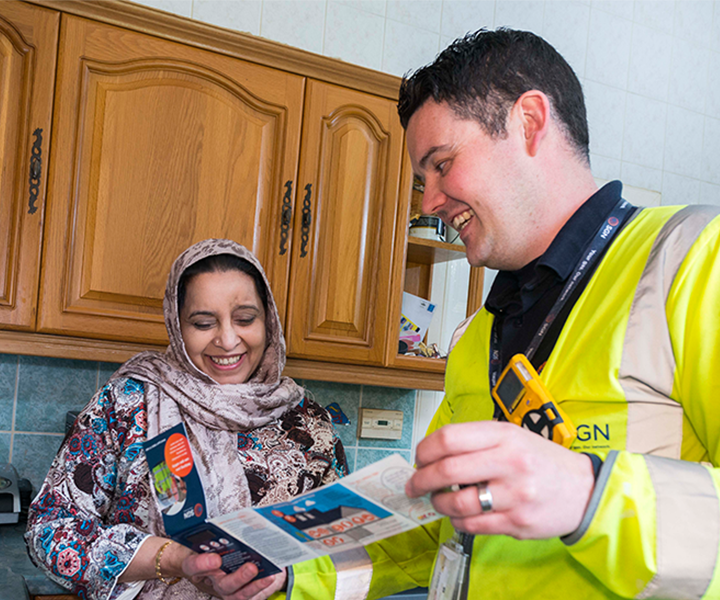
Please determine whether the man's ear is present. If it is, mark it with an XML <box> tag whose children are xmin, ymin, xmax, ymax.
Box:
<box><xmin>514</xmin><ymin>90</ymin><xmax>551</xmax><ymax>157</ymax></box>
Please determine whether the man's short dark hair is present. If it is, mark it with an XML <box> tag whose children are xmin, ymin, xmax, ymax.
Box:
<box><xmin>397</xmin><ymin>28</ymin><xmax>590</xmax><ymax>163</ymax></box>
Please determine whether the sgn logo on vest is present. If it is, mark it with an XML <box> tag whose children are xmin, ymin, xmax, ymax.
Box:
<box><xmin>575</xmin><ymin>423</ymin><xmax>611</xmax><ymax>450</ymax></box>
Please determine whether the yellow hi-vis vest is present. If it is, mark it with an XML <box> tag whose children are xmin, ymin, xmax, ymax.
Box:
<box><xmin>288</xmin><ymin>205</ymin><xmax>720</xmax><ymax>600</ymax></box>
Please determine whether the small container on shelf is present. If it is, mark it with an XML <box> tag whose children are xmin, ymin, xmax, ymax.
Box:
<box><xmin>409</xmin><ymin>215</ymin><xmax>445</xmax><ymax>242</ymax></box>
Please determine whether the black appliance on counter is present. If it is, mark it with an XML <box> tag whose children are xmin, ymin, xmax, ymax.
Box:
<box><xmin>0</xmin><ymin>463</ymin><xmax>21</xmax><ymax>524</ymax></box>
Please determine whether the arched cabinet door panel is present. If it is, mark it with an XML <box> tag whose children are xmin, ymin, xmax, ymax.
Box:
<box><xmin>286</xmin><ymin>80</ymin><xmax>404</xmax><ymax>365</ymax></box>
<box><xmin>38</xmin><ymin>16</ymin><xmax>304</xmax><ymax>343</ymax></box>
<box><xmin>0</xmin><ymin>2</ymin><xmax>59</xmax><ymax>330</ymax></box>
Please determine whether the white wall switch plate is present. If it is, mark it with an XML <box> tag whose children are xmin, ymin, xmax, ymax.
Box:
<box><xmin>358</xmin><ymin>408</ymin><xmax>403</xmax><ymax>440</ymax></box>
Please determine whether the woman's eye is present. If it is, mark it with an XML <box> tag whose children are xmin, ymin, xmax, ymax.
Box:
<box><xmin>235</xmin><ymin>317</ymin><xmax>255</xmax><ymax>326</ymax></box>
<box><xmin>192</xmin><ymin>321</ymin><xmax>215</xmax><ymax>330</ymax></box>
<box><xmin>435</xmin><ymin>160</ymin><xmax>449</xmax><ymax>174</ymax></box>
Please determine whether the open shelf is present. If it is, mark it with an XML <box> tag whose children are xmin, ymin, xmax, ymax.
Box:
<box><xmin>406</xmin><ymin>236</ymin><xmax>466</xmax><ymax>265</ymax></box>
<box><xmin>396</xmin><ymin>240</ymin><xmax>484</xmax><ymax>373</ymax></box>
<box><xmin>389</xmin><ymin>172</ymin><xmax>484</xmax><ymax>378</ymax></box>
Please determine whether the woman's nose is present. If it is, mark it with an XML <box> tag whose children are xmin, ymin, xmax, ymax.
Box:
<box><xmin>215</xmin><ymin>323</ymin><xmax>240</xmax><ymax>350</ymax></box>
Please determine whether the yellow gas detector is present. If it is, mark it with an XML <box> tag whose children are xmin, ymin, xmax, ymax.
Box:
<box><xmin>491</xmin><ymin>354</ymin><xmax>576</xmax><ymax>448</ymax></box>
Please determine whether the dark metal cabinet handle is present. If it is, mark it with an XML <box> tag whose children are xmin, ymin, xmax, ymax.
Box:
<box><xmin>30</xmin><ymin>156</ymin><xmax>41</xmax><ymax>179</ymax></box>
<box><xmin>28</xmin><ymin>128</ymin><xmax>43</xmax><ymax>215</ymax></box>
<box><xmin>300</xmin><ymin>184</ymin><xmax>312</xmax><ymax>257</ymax></box>
<box><xmin>279</xmin><ymin>180</ymin><xmax>293</xmax><ymax>255</ymax></box>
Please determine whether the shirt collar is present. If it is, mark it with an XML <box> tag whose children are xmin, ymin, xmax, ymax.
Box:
<box><xmin>538</xmin><ymin>180</ymin><xmax>623</xmax><ymax>281</ymax></box>
<box><xmin>485</xmin><ymin>180</ymin><xmax>624</xmax><ymax>314</ymax></box>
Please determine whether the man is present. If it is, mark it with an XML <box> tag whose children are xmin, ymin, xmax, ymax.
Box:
<box><xmin>186</xmin><ymin>28</ymin><xmax>720</xmax><ymax>600</ymax></box>
<box><xmin>396</xmin><ymin>27</ymin><xmax>720</xmax><ymax>600</ymax></box>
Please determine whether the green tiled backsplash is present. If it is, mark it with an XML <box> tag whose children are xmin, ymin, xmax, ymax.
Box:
<box><xmin>0</xmin><ymin>353</ymin><xmax>416</xmax><ymax>493</ymax></box>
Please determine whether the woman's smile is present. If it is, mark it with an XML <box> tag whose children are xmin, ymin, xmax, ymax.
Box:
<box><xmin>207</xmin><ymin>353</ymin><xmax>244</xmax><ymax>369</ymax></box>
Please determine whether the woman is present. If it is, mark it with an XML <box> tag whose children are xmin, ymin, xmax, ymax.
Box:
<box><xmin>25</xmin><ymin>239</ymin><xmax>348</xmax><ymax>600</ymax></box>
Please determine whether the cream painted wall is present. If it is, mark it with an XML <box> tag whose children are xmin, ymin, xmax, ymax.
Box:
<box><xmin>134</xmin><ymin>0</ymin><xmax>720</xmax><ymax>206</ymax></box>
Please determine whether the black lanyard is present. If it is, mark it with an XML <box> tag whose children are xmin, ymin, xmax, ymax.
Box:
<box><xmin>488</xmin><ymin>198</ymin><xmax>634</xmax><ymax>388</ymax></box>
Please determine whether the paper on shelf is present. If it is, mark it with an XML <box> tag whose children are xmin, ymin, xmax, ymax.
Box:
<box><xmin>400</xmin><ymin>292</ymin><xmax>437</xmax><ymax>348</ymax></box>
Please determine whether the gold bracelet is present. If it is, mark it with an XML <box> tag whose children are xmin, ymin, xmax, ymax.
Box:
<box><xmin>155</xmin><ymin>540</ymin><xmax>181</xmax><ymax>586</ymax></box>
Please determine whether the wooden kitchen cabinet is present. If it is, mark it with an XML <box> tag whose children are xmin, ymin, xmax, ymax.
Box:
<box><xmin>285</xmin><ymin>81</ymin><xmax>405</xmax><ymax>365</ymax></box>
<box><xmin>0</xmin><ymin>2</ymin><xmax>58</xmax><ymax>330</ymax></box>
<box><xmin>0</xmin><ymin>0</ymin><xmax>446</xmax><ymax>389</ymax></box>
<box><xmin>37</xmin><ymin>15</ymin><xmax>304</xmax><ymax>343</ymax></box>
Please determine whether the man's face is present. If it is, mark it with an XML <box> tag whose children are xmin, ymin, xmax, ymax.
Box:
<box><xmin>406</xmin><ymin>100</ymin><xmax>538</xmax><ymax>270</ymax></box>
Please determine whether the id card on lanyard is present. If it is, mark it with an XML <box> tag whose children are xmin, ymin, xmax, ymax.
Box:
<box><xmin>428</xmin><ymin>531</ymin><xmax>472</xmax><ymax>600</ymax></box>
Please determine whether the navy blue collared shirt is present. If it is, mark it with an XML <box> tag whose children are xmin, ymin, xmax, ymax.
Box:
<box><xmin>484</xmin><ymin>180</ymin><xmax>630</xmax><ymax>370</ymax></box>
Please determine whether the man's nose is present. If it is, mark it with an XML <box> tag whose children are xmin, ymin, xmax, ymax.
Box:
<box><xmin>421</xmin><ymin>180</ymin><xmax>447</xmax><ymax>216</ymax></box>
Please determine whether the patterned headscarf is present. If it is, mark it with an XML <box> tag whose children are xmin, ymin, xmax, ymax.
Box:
<box><xmin>115</xmin><ymin>239</ymin><xmax>303</xmax><ymax>523</ymax></box>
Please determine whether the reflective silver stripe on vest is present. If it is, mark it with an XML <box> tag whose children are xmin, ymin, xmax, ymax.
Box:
<box><xmin>636</xmin><ymin>456</ymin><xmax>719</xmax><ymax>599</ymax></box>
<box><xmin>619</xmin><ymin>205</ymin><xmax>720</xmax><ymax>457</ymax></box>
<box><xmin>617</xmin><ymin>206</ymin><xmax>720</xmax><ymax>599</ymax></box>
<box><xmin>331</xmin><ymin>546</ymin><xmax>373</xmax><ymax>600</ymax></box>
<box><xmin>448</xmin><ymin>308</ymin><xmax>482</xmax><ymax>354</ymax></box>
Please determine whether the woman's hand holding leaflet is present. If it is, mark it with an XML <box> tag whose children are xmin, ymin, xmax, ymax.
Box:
<box><xmin>183</xmin><ymin>552</ymin><xmax>287</xmax><ymax>600</ymax></box>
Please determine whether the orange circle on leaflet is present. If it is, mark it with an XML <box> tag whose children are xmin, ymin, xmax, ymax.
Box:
<box><xmin>165</xmin><ymin>433</ymin><xmax>193</xmax><ymax>478</ymax></box>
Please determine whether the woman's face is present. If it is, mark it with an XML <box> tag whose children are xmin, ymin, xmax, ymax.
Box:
<box><xmin>179</xmin><ymin>270</ymin><xmax>267</xmax><ymax>384</ymax></box>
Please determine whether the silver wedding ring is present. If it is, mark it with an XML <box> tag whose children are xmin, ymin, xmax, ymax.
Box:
<box><xmin>477</xmin><ymin>482</ymin><xmax>493</xmax><ymax>513</ymax></box>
